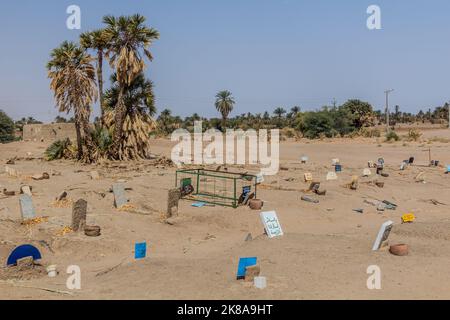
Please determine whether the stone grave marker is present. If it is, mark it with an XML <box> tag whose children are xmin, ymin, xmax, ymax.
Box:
<box><xmin>372</xmin><ymin>220</ymin><xmax>394</xmax><ymax>251</ymax></box>
<box><xmin>256</xmin><ymin>173</ymin><xmax>264</xmax><ymax>184</ymax></box>
<box><xmin>260</xmin><ymin>211</ymin><xmax>283</xmax><ymax>238</ymax></box>
<box><xmin>304</xmin><ymin>172</ymin><xmax>313</xmax><ymax>182</ymax></box>
<box><xmin>19</xmin><ymin>194</ymin><xmax>36</xmax><ymax>221</ymax></box>
<box><xmin>20</xmin><ymin>185</ymin><xmax>32</xmax><ymax>197</ymax></box>
<box><xmin>72</xmin><ymin>199</ymin><xmax>87</xmax><ymax>232</ymax></box>
<box><xmin>363</xmin><ymin>168</ymin><xmax>372</xmax><ymax>177</ymax></box>
<box><xmin>166</xmin><ymin>188</ymin><xmax>181</xmax><ymax>218</ymax></box>
<box><xmin>326</xmin><ymin>172</ymin><xmax>338</xmax><ymax>181</ymax></box>
<box><xmin>112</xmin><ymin>183</ymin><xmax>128</xmax><ymax>208</ymax></box>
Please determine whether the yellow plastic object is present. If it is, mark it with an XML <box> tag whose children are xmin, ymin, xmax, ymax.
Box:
<box><xmin>402</xmin><ymin>213</ymin><xmax>415</xmax><ymax>223</ymax></box>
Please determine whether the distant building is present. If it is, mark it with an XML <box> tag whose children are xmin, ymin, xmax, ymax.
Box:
<box><xmin>22</xmin><ymin>123</ymin><xmax>77</xmax><ymax>142</ymax></box>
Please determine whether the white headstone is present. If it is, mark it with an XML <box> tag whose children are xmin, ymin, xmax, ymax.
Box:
<box><xmin>326</xmin><ymin>172</ymin><xmax>338</xmax><ymax>181</ymax></box>
<box><xmin>304</xmin><ymin>172</ymin><xmax>313</xmax><ymax>182</ymax></box>
<box><xmin>372</xmin><ymin>220</ymin><xmax>394</xmax><ymax>251</ymax></box>
<box><xmin>363</xmin><ymin>168</ymin><xmax>372</xmax><ymax>177</ymax></box>
<box><xmin>332</xmin><ymin>158</ymin><xmax>340</xmax><ymax>165</ymax></box>
<box><xmin>20</xmin><ymin>185</ymin><xmax>32</xmax><ymax>197</ymax></box>
<box><xmin>260</xmin><ymin>211</ymin><xmax>283</xmax><ymax>238</ymax></box>
<box><xmin>256</xmin><ymin>173</ymin><xmax>264</xmax><ymax>184</ymax></box>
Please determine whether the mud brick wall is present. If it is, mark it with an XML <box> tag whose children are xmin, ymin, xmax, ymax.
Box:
<box><xmin>22</xmin><ymin>123</ymin><xmax>77</xmax><ymax>142</ymax></box>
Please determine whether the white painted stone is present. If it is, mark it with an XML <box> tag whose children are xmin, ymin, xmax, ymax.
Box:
<box><xmin>260</xmin><ymin>211</ymin><xmax>283</xmax><ymax>238</ymax></box>
<box><xmin>372</xmin><ymin>220</ymin><xmax>394</xmax><ymax>251</ymax></box>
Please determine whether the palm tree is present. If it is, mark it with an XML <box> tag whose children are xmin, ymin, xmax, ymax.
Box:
<box><xmin>274</xmin><ymin>107</ymin><xmax>287</xmax><ymax>119</ymax></box>
<box><xmin>291</xmin><ymin>106</ymin><xmax>301</xmax><ymax>115</ymax></box>
<box><xmin>102</xmin><ymin>72</ymin><xmax>157</xmax><ymax>160</ymax></box>
<box><xmin>103</xmin><ymin>14</ymin><xmax>160</xmax><ymax>159</ymax></box>
<box><xmin>215</xmin><ymin>90</ymin><xmax>235</xmax><ymax>129</ymax></box>
<box><xmin>80</xmin><ymin>29</ymin><xmax>110</xmax><ymax>121</ymax></box>
<box><xmin>47</xmin><ymin>41</ymin><xmax>98</xmax><ymax>162</ymax></box>
<box><xmin>158</xmin><ymin>109</ymin><xmax>173</xmax><ymax>134</ymax></box>
<box><xmin>104</xmin><ymin>72</ymin><xmax>156</xmax><ymax>117</ymax></box>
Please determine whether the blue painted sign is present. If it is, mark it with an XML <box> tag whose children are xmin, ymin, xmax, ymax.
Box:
<box><xmin>135</xmin><ymin>242</ymin><xmax>147</xmax><ymax>259</ymax></box>
<box><xmin>236</xmin><ymin>257</ymin><xmax>257</xmax><ymax>279</ymax></box>
<box><xmin>7</xmin><ymin>244</ymin><xmax>41</xmax><ymax>266</ymax></box>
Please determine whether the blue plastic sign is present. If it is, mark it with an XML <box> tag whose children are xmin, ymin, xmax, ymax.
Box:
<box><xmin>7</xmin><ymin>244</ymin><xmax>42</xmax><ymax>266</ymax></box>
<box><xmin>135</xmin><ymin>242</ymin><xmax>147</xmax><ymax>259</ymax></box>
<box><xmin>447</xmin><ymin>165</ymin><xmax>450</xmax><ymax>173</ymax></box>
<box><xmin>335</xmin><ymin>164</ymin><xmax>342</xmax><ymax>172</ymax></box>
<box><xmin>236</xmin><ymin>257</ymin><xmax>257</xmax><ymax>279</ymax></box>
<box><xmin>242</xmin><ymin>186</ymin><xmax>251</xmax><ymax>197</ymax></box>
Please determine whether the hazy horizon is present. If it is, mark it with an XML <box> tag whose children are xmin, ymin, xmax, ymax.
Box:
<box><xmin>0</xmin><ymin>0</ymin><xmax>449</xmax><ymax>122</ymax></box>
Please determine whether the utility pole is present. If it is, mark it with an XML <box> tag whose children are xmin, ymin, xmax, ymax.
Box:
<box><xmin>448</xmin><ymin>101</ymin><xmax>450</xmax><ymax>129</ymax></box>
<box><xmin>384</xmin><ymin>89</ymin><xmax>394</xmax><ymax>132</ymax></box>
<box><xmin>332</xmin><ymin>98</ymin><xmax>337</xmax><ymax>108</ymax></box>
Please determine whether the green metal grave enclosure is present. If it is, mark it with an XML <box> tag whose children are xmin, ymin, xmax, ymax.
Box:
<box><xmin>175</xmin><ymin>169</ymin><xmax>258</xmax><ymax>208</ymax></box>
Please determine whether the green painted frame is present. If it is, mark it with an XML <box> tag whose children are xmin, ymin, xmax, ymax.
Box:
<box><xmin>175</xmin><ymin>168</ymin><xmax>258</xmax><ymax>208</ymax></box>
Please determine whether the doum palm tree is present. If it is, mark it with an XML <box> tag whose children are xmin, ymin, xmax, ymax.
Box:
<box><xmin>80</xmin><ymin>29</ymin><xmax>111</xmax><ymax>122</ymax></box>
<box><xmin>103</xmin><ymin>14</ymin><xmax>159</xmax><ymax>159</ymax></box>
<box><xmin>47</xmin><ymin>41</ymin><xmax>98</xmax><ymax>162</ymax></box>
<box><xmin>104</xmin><ymin>72</ymin><xmax>156</xmax><ymax>117</ymax></box>
<box><xmin>274</xmin><ymin>107</ymin><xmax>287</xmax><ymax>119</ymax></box>
<box><xmin>215</xmin><ymin>90</ymin><xmax>235</xmax><ymax>129</ymax></box>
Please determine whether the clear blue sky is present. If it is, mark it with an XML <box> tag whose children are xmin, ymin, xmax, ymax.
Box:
<box><xmin>0</xmin><ymin>0</ymin><xmax>449</xmax><ymax>122</ymax></box>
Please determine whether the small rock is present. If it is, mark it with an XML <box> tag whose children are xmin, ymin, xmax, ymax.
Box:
<box><xmin>301</xmin><ymin>196</ymin><xmax>319</xmax><ymax>204</ymax></box>
<box><xmin>56</xmin><ymin>191</ymin><xmax>68</xmax><ymax>201</ymax></box>
<box><xmin>245</xmin><ymin>265</ymin><xmax>261</xmax><ymax>282</ymax></box>
<box><xmin>165</xmin><ymin>217</ymin><xmax>178</xmax><ymax>225</ymax></box>
<box><xmin>32</xmin><ymin>173</ymin><xmax>50</xmax><ymax>181</ymax></box>
<box><xmin>17</xmin><ymin>256</ymin><xmax>34</xmax><ymax>270</ymax></box>
<box><xmin>3</xmin><ymin>189</ymin><xmax>15</xmax><ymax>196</ymax></box>
<box><xmin>90</xmin><ymin>171</ymin><xmax>100</xmax><ymax>180</ymax></box>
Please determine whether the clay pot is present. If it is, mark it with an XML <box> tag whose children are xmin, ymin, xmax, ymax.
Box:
<box><xmin>249</xmin><ymin>199</ymin><xmax>264</xmax><ymax>210</ymax></box>
<box><xmin>84</xmin><ymin>225</ymin><xmax>101</xmax><ymax>237</ymax></box>
<box><xmin>389</xmin><ymin>244</ymin><xmax>409</xmax><ymax>256</ymax></box>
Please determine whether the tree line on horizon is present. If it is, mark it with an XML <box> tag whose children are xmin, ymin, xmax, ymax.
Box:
<box><xmin>1</xmin><ymin>97</ymin><xmax>449</xmax><ymax>144</ymax></box>
<box><xmin>153</xmin><ymin>98</ymin><xmax>449</xmax><ymax>139</ymax></box>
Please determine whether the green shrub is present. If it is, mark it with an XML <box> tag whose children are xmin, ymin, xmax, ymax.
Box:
<box><xmin>385</xmin><ymin>130</ymin><xmax>400</xmax><ymax>142</ymax></box>
<box><xmin>45</xmin><ymin>138</ymin><xmax>72</xmax><ymax>160</ymax></box>
<box><xmin>299</xmin><ymin>111</ymin><xmax>334</xmax><ymax>139</ymax></box>
<box><xmin>0</xmin><ymin>110</ymin><xmax>15</xmax><ymax>143</ymax></box>
<box><xmin>92</xmin><ymin>125</ymin><xmax>112</xmax><ymax>153</ymax></box>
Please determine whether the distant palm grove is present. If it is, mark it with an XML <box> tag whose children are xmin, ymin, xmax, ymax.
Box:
<box><xmin>0</xmin><ymin>14</ymin><xmax>449</xmax><ymax>152</ymax></box>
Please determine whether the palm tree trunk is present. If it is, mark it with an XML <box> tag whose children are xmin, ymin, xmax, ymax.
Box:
<box><xmin>74</xmin><ymin>113</ymin><xmax>83</xmax><ymax>160</ymax></box>
<box><xmin>81</xmin><ymin>113</ymin><xmax>95</xmax><ymax>163</ymax></box>
<box><xmin>111</xmin><ymin>87</ymin><xmax>127</xmax><ymax>159</ymax></box>
<box><xmin>222</xmin><ymin>115</ymin><xmax>226</xmax><ymax>131</ymax></box>
<box><xmin>97</xmin><ymin>50</ymin><xmax>104</xmax><ymax>122</ymax></box>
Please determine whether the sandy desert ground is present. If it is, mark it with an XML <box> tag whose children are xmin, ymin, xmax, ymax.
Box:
<box><xmin>0</xmin><ymin>129</ymin><xmax>450</xmax><ymax>300</ymax></box>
